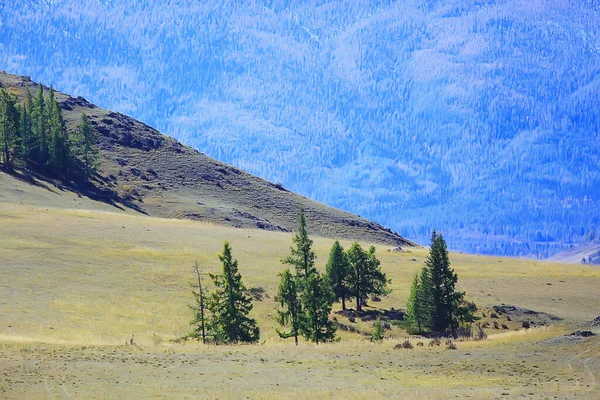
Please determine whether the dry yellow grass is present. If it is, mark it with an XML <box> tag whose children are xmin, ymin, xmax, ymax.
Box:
<box><xmin>1</xmin><ymin>197</ymin><xmax>600</xmax><ymax>398</ymax></box>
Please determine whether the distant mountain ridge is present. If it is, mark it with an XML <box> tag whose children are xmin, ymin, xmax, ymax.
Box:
<box><xmin>0</xmin><ymin>71</ymin><xmax>413</xmax><ymax>247</ymax></box>
<box><xmin>2</xmin><ymin>1</ymin><xmax>599</xmax><ymax>257</ymax></box>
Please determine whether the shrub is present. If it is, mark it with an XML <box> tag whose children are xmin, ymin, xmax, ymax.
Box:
<box><xmin>416</xmin><ymin>341</ymin><xmax>424</xmax><ymax>347</ymax></box>
<box><xmin>152</xmin><ymin>333</ymin><xmax>162</xmax><ymax>346</ymax></box>
<box><xmin>464</xmin><ymin>300</ymin><xmax>478</xmax><ymax>312</ymax></box>
<box><xmin>491</xmin><ymin>313</ymin><xmax>499</xmax><ymax>319</ymax></box>
<box><xmin>493</xmin><ymin>321</ymin><xmax>499</xmax><ymax>329</ymax></box>
<box><xmin>395</xmin><ymin>340</ymin><xmax>413</xmax><ymax>349</ymax></box>
<box><xmin>501</xmin><ymin>323</ymin><xmax>509</xmax><ymax>329</ymax></box>
<box><xmin>522</xmin><ymin>321</ymin><xmax>531</xmax><ymax>329</ymax></box>
<box><xmin>245</xmin><ymin>286</ymin><xmax>265</xmax><ymax>301</ymax></box>
<box><xmin>455</xmin><ymin>326</ymin><xmax>472</xmax><ymax>339</ymax></box>
<box><xmin>336</xmin><ymin>323</ymin><xmax>358</xmax><ymax>333</ymax></box>
<box><xmin>119</xmin><ymin>184</ymin><xmax>136</xmax><ymax>200</ymax></box>
<box><xmin>336</xmin><ymin>322</ymin><xmax>360</xmax><ymax>333</ymax></box>
<box><xmin>446</xmin><ymin>341</ymin><xmax>457</xmax><ymax>350</ymax></box>
<box><xmin>360</xmin><ymin>313</ymin><xmax>376</xmax><ymax>322</ymax></box>
<box><xmin>372</xmin><ymin>318</ymin><xmax>384</xmax><ymax>342</ymax></box>
<box><xmin>428</xmin><ymin>338</ymin><xmax>441</xmax><ymax>347</ymax></box>
<box><xmin>474</xmin><ymin>324</ymin><xmax>487</xmax><ymax>341</ymax></box>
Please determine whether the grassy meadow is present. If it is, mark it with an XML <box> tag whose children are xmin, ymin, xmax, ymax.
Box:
<box><xmin>1</xmin><ymin>185</ymin><xmax>599</xmax><ymax>398</ymax></box>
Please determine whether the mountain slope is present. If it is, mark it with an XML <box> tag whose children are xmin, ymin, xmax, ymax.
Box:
<box><xmin>1</xmin><ymin>1</ymin><xmax>599</xmax><ymax>256</ymax></box>
<box><xmin>0</xmin><ymin>71</ymin><xmax>411</xmax><ymax>247</ymax></box>
<box><xmin>548</xmin><ymin>238</ymin><xmax>600</xmax><ymax>265</ymax></box>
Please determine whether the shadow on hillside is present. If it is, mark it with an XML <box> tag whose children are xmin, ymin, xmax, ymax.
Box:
<box><xmin>3</xmin><ymin>165</ymin><xmax>147</xmax><ymax>215</ymax></box>
<box><xmin>335</xmin><ymin>306</ymin><xmax>405</xmax><ymax>322</ymax></box>
<box><xmin>2</xmin><ymin>164</ymin><xmax>59</xmax><ymax>194</ymax></box>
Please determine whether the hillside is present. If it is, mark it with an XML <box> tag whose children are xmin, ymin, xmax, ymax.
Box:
<box><xmin>1</xmin><ymin>1</ymin><xmax>599</xmax><ymax>257</ymax></box>
<box><xmin>548</xmin><ymin>238</ymin><xmax>600</xmax><ymax>265</ymax></box>
<box><xmin>0</xmin><ymin>71</ymin><xmax>411</xmax><ymax>247</ymax></box>
<box><xmin>1</xmin><ymin>191</ymin><xmax>600</xmax><ymax>398</ymax></box>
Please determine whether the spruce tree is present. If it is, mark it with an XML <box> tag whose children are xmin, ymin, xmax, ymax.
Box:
<box><xmin>425</xmin><ymin>230</ymin><xmax>464</xmax><ymax>335</ymax></box>
<box><xmin>346</xmin><ymin>242</ymin><xmax>389</xmax><ymax>311</ymax></box>
<box><xmin>282</xmin><ymin>208</ymin><xmax>316</xmax><ymax>281</ymax></box>
<box><xmin>276</xmin><ymin>268</ymin><xmax>303</xmax><ymax>345</ymax></box>
<box><xmin>325</xmin><ymin>240</ymin><xmax>350</xmax><ymax>310</ymax></box>
<box><xmin>405</xmin><ymin>269</ymin><xmax>431</xmax><ymax>334</ymax></box>
<box><xmin>207</xmin><ymin>241</ymin><xmax>259</xmax><ymax>344</ymax></box>
<box><xmin>301</xmin><ymin>272</ymin><xmax>336</xmax><ymax>344</ymax></box>
<box><xmin>278</xmin><ymin>208</ymin><xmax>336</xmax><ymax>344</ymax></box>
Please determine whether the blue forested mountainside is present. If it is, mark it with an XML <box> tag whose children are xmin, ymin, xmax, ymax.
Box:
<box><xmin>1</xmin><ymin>0</ymin><xmax>599</xmax><ymax>257</ymax></box>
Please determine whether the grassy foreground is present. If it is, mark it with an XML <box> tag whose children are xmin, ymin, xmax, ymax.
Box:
<box><xmin>1</xmin><ymin>198</ymin><xmax>599</xmax><ymax>398</ymax></box>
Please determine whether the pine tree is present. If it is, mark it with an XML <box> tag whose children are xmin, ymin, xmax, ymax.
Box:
<box><xmin>282</xmin><ymin>208</ymin><xmax>316</xmax><ymax>281</ymax></box>
<box><xmin>75</xmin><ymin>113</ymin><xmax>99</xmax><ymax>181</ymax></box>
<box><xmin>301</xmin><ymin>272</ymin><xmax>336</xmax><ymax>344</ymax></box>
<box><xmin>276</xmin><ymin>268</ymin><xmax>303</xmax><ymax>345</ymax></box>
<box><xmin>207</xmin><ymin>241</ymin><xmax>259</xmax><ymax>344</ymax></box>
<box><xmin>425</xmin><ymin>230</ymin><xmax>464</xmax><ymax>335</ymax></box>
<box><xmin>189</xmin><ymin>261</ymin><xmax>209</xmax><ymax>343</ymax></box>
<box><xmin>325</xmin><ymin>240</ymin><xmax>350</xmax><ymax>310</ymax></box>
<box><xmin>346</xmin><ymin>242</ymin><xmax>389</xmax><ymax>311</ymax></box>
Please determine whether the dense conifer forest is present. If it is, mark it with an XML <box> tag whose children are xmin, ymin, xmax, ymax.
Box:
<box><xmin>0</xmin><ymin>85</ymin><xmax>98</xmax><ymax>182</ymax></box>
<box><xmin>2</xmin><ymin>0</ymin><xmax>599</xmax><ymax>257</ymax></box>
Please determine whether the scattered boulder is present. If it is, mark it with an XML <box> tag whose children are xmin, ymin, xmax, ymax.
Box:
<box><xmin>569</xmin><ymin>330</ymin><xmax>595</xmax><ymax>338</ymax></box>
<box><xmin>493</xmin><ymin>304</ymin><xmax>562</xmax><ymax>325</ymax></box>
<box><xmin>544</xmin><ymin>330</ymin><xmax>597</xmax><ymax>345</ymax></box>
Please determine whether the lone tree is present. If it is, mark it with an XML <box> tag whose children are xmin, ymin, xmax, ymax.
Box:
<box><xmin>325</xmin><ymin>240</ymin><xmax>351</xmax><ymax>310</ymax></box>
<box><xmin>282</xmin><ymin>208</ymin><xmax>317</xmax><ymax>281</ymax></box>
<box><xmin>276</xmin><ymin>268</ymin><xmax>303</xmax><ymax>345</ymax></box>
<box><xmin>207</xmin><ymin>241</ymin><xmax>260</xmax><ymax>344</ymax></box>
<box><xmin>188</xmin><ymin>261</ymin><xmax>209</xmax><ymax>343</ymax></box>
<box><xmin>424</xmin><ymin>230</ymin><xmax>466</xmax><ymax>335</ymax></box>
<box><xmin>346</xmin><ymin>242</ymin><xmax>389</xmax><ymax>311</ymax></box>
